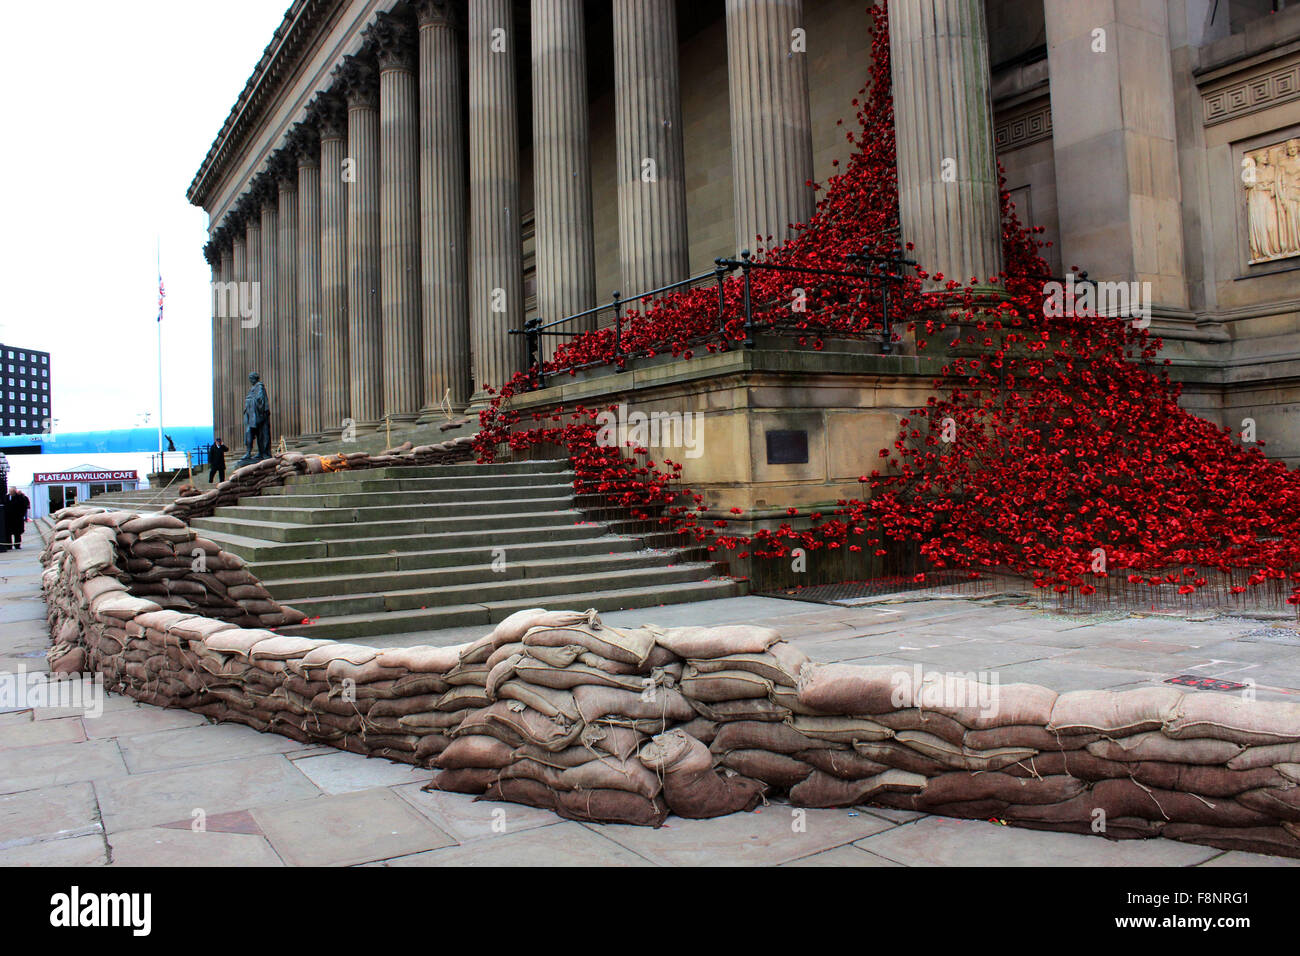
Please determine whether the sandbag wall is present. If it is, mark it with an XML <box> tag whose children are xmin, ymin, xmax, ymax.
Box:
<box><xmin>41</xmin><ymin>508</ymin><xmax>307</xmax><ymax>681</ymax></box>
<box><xmin>163</xmin><ymin>436</ymin><xmax>477</xmax><ymax>524</ymax></box>
<box><xmin>39</xmin><ymin>528</ymin><xmax>1300</xmax><ymax>856</ymax></box>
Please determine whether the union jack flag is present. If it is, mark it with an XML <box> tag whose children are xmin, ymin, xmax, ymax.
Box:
<box><xmin>157</xmin><ymin>275</ymin><xmax>165</xmax><ymax>322</ymax></box>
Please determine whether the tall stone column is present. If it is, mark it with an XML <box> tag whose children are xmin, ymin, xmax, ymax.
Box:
<box><xmin>532</xmin><ymin>0</ymin><xmax>596</xmax><ymax>345</ymax></box>
<box><xmin>257</xmin><ymin>178</ymin><xmax>279</xmax><ymax>419</ymax></box>
<box><xmin>1043</xmin><ymin>0</ymin><xmax>1187</xmax><ymax>309</ymax></box>
<box><xmin>309</xmin><ymin>93</ymin><xmax>350</xmax><ymax>438</ymax></box>
<box><xmin>416</xmin><ymin>0</ymin><xmax>470</xmax><ymax>413</ymax></box>
<box><xmin>242</xmin><ymin>204</ymin><xmax>263</xmax><ymax>446</ymax></box>
<box><xmin>294</xmin><ymin>124</ymin><xmax>323</xmax><ymax>440</ymax></box>
<box><xmin>614</xmin><ymin>0</ymin><xmax>689</xmax><ymax>294</ymax></box>
<box><xmin>334</xmin><ymin>54</ymin><xmax>383</xmax><ymax>428</ymax></box>
<box><xmin>368</xmin><ymin>12</ymin><xmax>423</xmax><ymax>422</ymax></box>
<box><xmin>725</xmin><ymin>0</ymin><xmax>814</xmax><ymax>252</ymax></box>
<box><xmin>205</xmin><ymin>241</ymin><xmax>222</xmax><ymax>444</ymax></box>
<box><xmin>889</xmin><ymin>0</ymin><xmax>1003</xmax><ymax>290</ymax></box>
<box><xmin>230</xmin><ymin>224</ymin><xmax>248</xmax><ymax>444</ymax></box>
<box><xmin>275</xmin><ymin>156</ymin><xmax>300</xmax><ymax>438</ymax></box>
<box><xmin>469</xmin><ymin>0</ymin><xmax>525</xmax><ymax>398</ymax></box>
<box><xmin>219</xmin><ymin>239</ymin><xmax>236</xmax><ymax>445</ymax></box>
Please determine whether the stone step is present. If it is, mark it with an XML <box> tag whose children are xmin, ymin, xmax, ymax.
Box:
<box><xmin>281</xmin><ymin>562</ymin><xmax>721</xmax><ymax>618</ymax></box>
<box><xmin>196</xmin><ymin>521</ymin><xmax>614</xmax><ymax>562</ymax></box>
<box><xmin>257</xmin><ymin>482</ymin><xmax>574</xmax><ymax>508</ymax></box>
<box><xmin>276</xmin><ymin>577</ymin><xmax>743</xmax><ymax>640</ymax></box>
<box><xmin>216</xmin><ymin>494</ymin><xmax>576</xmax><ymax>526</ymax></box>
<box><xmin>280</xmin><ymin>460</ymin><xmax>570</xmax><ymax>487</ymax></box>
<box><xmin>266</xmin><ymin>549</ymin><xmax>682</xmax><ymax>599</ymax></box>
<box><xmin>191</xmin><ymin>508</ymin><xmax>589</xmax><ymax>543</ymax></box>
<box><xmin>273</xmin><ymin>473</ymin><xmax>575</xmax><ymax>496</ymax></box>
<box><xmin>245</xmin><ymin>534</ymin><xmax>647</xmax><ymax>581</ymax></box>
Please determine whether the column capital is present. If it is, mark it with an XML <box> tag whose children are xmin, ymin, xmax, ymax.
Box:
<box><xmin>364</xmin><ymin>11</ymin><xmax>417</xmax><ymax>72</ymax></box>
<box><xmin>235</xmin><ymin>191</ymin><xmax>261</xmax><ymax>225</ymax></box>
<box><xmin>203</xmin><ymin>240</ymin><xmax>220</xmax><ymax>267</ymax></box>
<box><xmin>271</xmin><ymin>149</ymin><xmax>298</xmax><ymax>190</ymax></box>
<box><xmin>248</xmin><ymin>171</ymin><xmax>277</xmax><ymax>211</ymax></box>
<box><xmin>306</xmin><ymin>91</ymin><xmax>348</xmax><ymax>139</ymax></box>
<box><xmin>332</xmin><ymin>53</ymin><xmax>380</xmax><ymax>109</ymax></box>
<box><xmin>414</xmin><ymin>0</ymin><xmax>458</xmax><ymax>29</ymax></box>
<box><xmin>287</xmin><ymin>121</ymin><xmax>321</xmax><ymax>167</ymax></box>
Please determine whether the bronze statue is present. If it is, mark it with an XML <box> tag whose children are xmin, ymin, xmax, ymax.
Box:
<box><xmin>237</xmin><ymin>372</ymin><xmax>271</xmax><ymax>466</ymax></box>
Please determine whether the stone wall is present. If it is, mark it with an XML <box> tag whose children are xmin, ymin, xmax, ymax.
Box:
<box><xmin>39</xmin><ymin>520</ymin><xmax>1300</xmax><ymax>857</ymax></box>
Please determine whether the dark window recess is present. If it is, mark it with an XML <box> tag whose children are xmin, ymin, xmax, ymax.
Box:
<box><xmin>766</xmin><ymin>429</ymin><xmax>809</xmax><ymax>465</ymax></box>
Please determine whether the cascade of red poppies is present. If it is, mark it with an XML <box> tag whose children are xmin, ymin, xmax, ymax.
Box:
<box><xmin>477</xmin><ymin>0</ymin><xmax>1300</xmax><ymax>612</ymax></box>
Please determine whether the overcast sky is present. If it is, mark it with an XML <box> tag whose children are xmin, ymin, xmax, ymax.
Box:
<box><xmin>0</xmin><ymin>1</ymin><xmax>290</xmax><ymax>434</ymax></box>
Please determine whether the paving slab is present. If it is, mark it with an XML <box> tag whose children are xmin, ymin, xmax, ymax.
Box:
<box><xmin>82</xmin><ymin>706</ymin><xmax>212</xmax><ymax>740</ymax></box>
<box><xmin>97</xmin><ymin>754</ymin><xmax>322</xmax><ymax>831</ymax></box>
<box><xmin>383</xmin><ymin>820</ymin><xmax>652</xmax><ymax>866</ymax></box>
<box><xmin>1197</xmin><ymin>850</ymin><xmax>1300</xmax><ymax>867</ymax></box>
<box><xmin>109</xmin><ymin>827</ymin><xmax>285</xmax><ymax>867</ymax></box>
<box><xmin>0</xmin><ymin>715</ymin><xmax>85</xmax><ymax>750</ymax></box>
<box><xmin>289</xmin><ymin>751</ymin><xmax>428</xmax><ymax>794</ymax></box>
<box><xmin>0</xmin><ymin>738</ymin><xmax>129</xmax><ymax>795</ymax></box>
<box><xmin>855</xmin><ymin>817</ymin><xmax>1221</xmax><ymax>867</ymax></box>
<box><xmin>115</xmin><ymin>722</ymin><xmax>306</xmax><ymax>773</ymax></box>
<box><xmin>0</xmin><ymin>833</ymin><xmax>108</xmax><ymax>866</ymax></box>
<box><xmin>594</xmin><ymin>804</ymin><xmax>894</xmax><ymax>867</ymax></box>
<box><xmin>0</xmin><ymin>781</ymin><xmax>101</xmax><ymax>847</ymax></box>
<box><xmin>780</xmin><ymin>844</ymin><xmax>902</xmax><ymax>867</ymax></box>
<box><xmin>251</xmin><ymin>789</ymin><xmax>455</xmax><ymax>867</ymax></box>
<box><xmin>393</xmin><ymin>782</ymin><xmax>560</xmax><ymax>842</ymax></box>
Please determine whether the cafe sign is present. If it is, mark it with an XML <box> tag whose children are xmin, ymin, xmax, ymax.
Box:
<box><xmin>33</xmin><ymin>470</ymin><xmax>139</xmax><ymax>483</ymax></box>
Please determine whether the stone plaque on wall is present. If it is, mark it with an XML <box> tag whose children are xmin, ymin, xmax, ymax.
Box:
<box><xmin>1243</xmin><ymin>138</ymin><xmax>1300</xmax><ymax>264</ymax></box>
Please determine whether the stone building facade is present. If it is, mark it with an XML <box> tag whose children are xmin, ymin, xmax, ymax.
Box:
<box><xmin>192</xmin><ymin>0</ymin><xmax>1300</xmax><ymax>464</ymax></box>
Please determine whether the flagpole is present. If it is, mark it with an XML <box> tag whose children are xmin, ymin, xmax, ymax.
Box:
<box><xmin>156</xmin><ymin>239</ymin><xmax>164</xmax><ymax>465</ymax></box>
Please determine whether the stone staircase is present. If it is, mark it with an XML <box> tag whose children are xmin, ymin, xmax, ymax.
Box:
<box><xmin>85</xmin><ymin>488</ymin><xmax>172</xmax><ymax>513</ymax></box>
<box><xmin>182</xmin><ymin>459</ymin><xmax>742</xmax><ymax>640</ymax></box>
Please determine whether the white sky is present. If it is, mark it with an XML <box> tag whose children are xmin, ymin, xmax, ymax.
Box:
<box><xmin>0</xmin><ymin>1</ymin><xmax>290</xmax><ymax>433</ymax></box>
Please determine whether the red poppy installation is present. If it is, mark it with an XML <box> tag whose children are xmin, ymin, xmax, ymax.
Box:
<box><xmin>476</xmin><ymin>1</ymin><xmax>1300</xmax><ymax>614</ymax></box>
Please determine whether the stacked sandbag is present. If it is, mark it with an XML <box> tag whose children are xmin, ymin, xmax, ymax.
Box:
<box><xmin>42</xmin><ymin>507</ymin><xmax>304</xmax><ymax>629</ymax></box>
<box><xmin>794</xmin><ymin>662</ymin><xmax>1300</xmax><ymax>857</ymax></box>
<box><xmin>36</xmin><ymin>543</ymin><xmax>1300</xmax><ymax>859</ymax></box>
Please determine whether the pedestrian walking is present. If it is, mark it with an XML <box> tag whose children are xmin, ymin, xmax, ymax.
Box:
<box><xmin>3</xmin><ymin>488</ymin><xmax>30</xmax><ymax>551</ymax></box>
<box><xmin>208</xmin><ymin>437</ymin><xmax>229</xmax><ymax>484</ymax></box>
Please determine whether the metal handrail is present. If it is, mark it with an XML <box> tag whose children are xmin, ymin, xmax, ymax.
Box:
<box><xmin>510</xmin><ymin>247</ymin><xmax>919</xmax><ymax>390</ymax></box>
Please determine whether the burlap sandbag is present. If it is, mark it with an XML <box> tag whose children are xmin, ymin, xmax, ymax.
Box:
<box><xmin>1235</xmin><ymin>785</ymin><xmax>1300</xmax><ymax>822</ymax></box>
<box><xmin>1160</xmin><ymin>822</ymin><xmax>1300</xmax><ymax>859</ymax></box>
<box><xmin>711</xmin><ymin>720</ymin><xmax>839</xmax><ymax>755</ymax></box>
<box><xmin>485</xmin><ymin>653</ymin><xmax>523</xmax><ymax>698</ymax></box>
<box><xmin>1006</xmin><ymin>778</ymin><xmax>1272</xmax><ymax>828</ymax></box>
<box><xmin>787</xmin><ymin>768</ymin><xmax>928</xmax><ymax>808</ymax></box>
<box><xmin>1227</xmin><ymin>743</ymin><xmax>1300</xmax><ymax>771</ymax></box>
<box><xmin>522</xmin><ymin>644</ymin><xmax>582</xmax><ymax>669</ymax></box>
<box><xmin>963</xmin><ymin>724</ymin><xmax>1098</xmax><ymax>752</ymax></box>
<box><xmin>554</xmin><ymin>788</ymin><xmax>669</xmax><ymax>827</ymax></box>
<box><xmin>513</xmin><ymin>659</ymin><xmax>648</xmax><ymax>692</ymax></box>
<box><xmin>433</xmin><ymin>767</ymin><xmax>498</xmax><ymax>794</ymax></box>
<box><xmin>1000</xmin><ymin>750</ymin><xmax>1131</xmax><ymax>781</ymax></box>
<box><xmin>572</xmin><ymin>684</ymin><xmax>694</xmax><ymax>723</ymax></box>
<box><xmin>496</xmin><ymin>679</ymin><xmax>581</xmax><ymax>723</ymax></box>
<box><xmin>909</xmin><ymin>771</ymin><xmax>1085</xmax><ymax>808</ymax></box>
<box><xmin>693</xmin><ymin>698</ymin><xmax>792</xmax><ymax>723</ymax></box>
<box><xmin>1164</xmin><ymin>694</ymin><xmax>1300</xmax><ymax>746</ymax></box>
<box><xmin>1046</xmin><ymin>687</ymin><xmax>1184</xmax><ymax>736</ymax></box>
<box><xmin>685</xmin><ymin>642</ymin><xmax>809</xmax><ymax>687</ymax></box>
<box><xmin>797</xmin><ymin>748</ymin><xmax>891</xmax><ymax>780</ymax></box>
<box><xmin>478</xmin><ymin>777</ymin><xmax>558</xmax><ymax>811</ymax></box>
<box><xmin>376</xmin><ymin>644</ymin><xmax>464</xmax><ymax>674</ymax></box>
<box><xmin>511</xmin><ymin>744</ymin><xmax>603</xmax><ymax>769</ymax></box>
<box><xmin>578</xmin><ymin>723</ymin><xmax>645</xmax><ymax>761</ymax></box>
<box><xmin>679</xmin><ymin>666</ymin><xmax>772</xmax><ymax>702</ymax></box>
<box><xmin>1125</xmin><ymin>761</ymin><xmax>1290</xmax><ymax>798</ymax></box>
<box><xmin>719</xmin><ymin>749</ymin><xmax>815</xmax><ymax>789</ymax></box>
<box><xmin>796</xmin><ymin>663</ymin><xmax>912</xmax><ymax>715</ymax></box>
<box><xmin>892</xmin><ymin>729</ymin><xmax>1038</xmax><ymax>772</ymax></box>
<box><xmin>638</xmin><ymin>729</ymin><xmax>766</xmax><ymax>818</ymax></box>
<box><xmin>560</xmin><ymin>756</ymin><xmax>662</xmax><ymax>800</ymax></box>
<box><xmin>486</xmin><ymin>701</ymin><xmax>583</xmax><ymax>752</ymax></box>
<box><xmin>788</xmin><ymin>715</ymin><xmax>893</xmax><ymax>744</ymax></box>
<box><xmin>650</xmin><ymin>624</ymin><xmax>782</xmax><ymax>659</ymax></box>
<box><xmin>485</xmin><ymin>641</ymin><xmax>527</xmax><ymax>669</ymax></box>
<box><xmin>490</xmin><ymin>608</ymin><xmax>598</xmax><ymax>648</ymax></box>
<box><xmin>435</xmin><ymin>685</ymin><xmax>492</xmax><ymax>711</ymax></box>
<box><xmin>873</xmin><ymin>708</ymin><xmax>967</xmax><ymax>746</ymax></box>
<box><xmin>850</xmin><ymin>740</ymin><xmax>948</xmax><ymax>776</ymax></box>
<box><xmin>524</xmin><ymin>620</ymin><xmax>657</xmax><ymax>666</ymax></box>
<box><xmin>1086</xmin><ymin>731</ymin><xmax>1245</xmax><ymax>765</ymax></box>
<box><xmin>442</xmin><ymin>662</ymin><xmax>490</xmax><ymax>687</ymax></box>
<box><xmin>498</xmin><ymin>758</ymin><xmax>570</xmax><ymax>789</ymax></box>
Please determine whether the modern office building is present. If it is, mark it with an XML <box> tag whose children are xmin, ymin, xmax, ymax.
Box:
<box><xmin>0</xmin><ymin>343</ymin><xmax>52</xmax><ymax>437</ymax></box>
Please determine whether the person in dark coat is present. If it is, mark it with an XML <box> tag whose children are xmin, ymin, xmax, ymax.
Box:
<box><xmin>3</xmin><ymin>489</ymin><xmax>30</xmax><ymax>550</ymax></box>
<box><xmin>208</xmin><ymin>437</ymin><xmax>229</xmax><ymax>484</ymax></box>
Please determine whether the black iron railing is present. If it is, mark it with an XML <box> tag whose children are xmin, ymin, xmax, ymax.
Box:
<box><xmin>511</xmin><ymin>248</ymin><xmax>917</xmax><ymax>390</ymax></box>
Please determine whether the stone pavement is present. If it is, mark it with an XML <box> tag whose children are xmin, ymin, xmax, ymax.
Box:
<box><xmin>4</xmin><ymin>541</ymin><xmax>1299</xmax><ymax>866</ymax></box>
